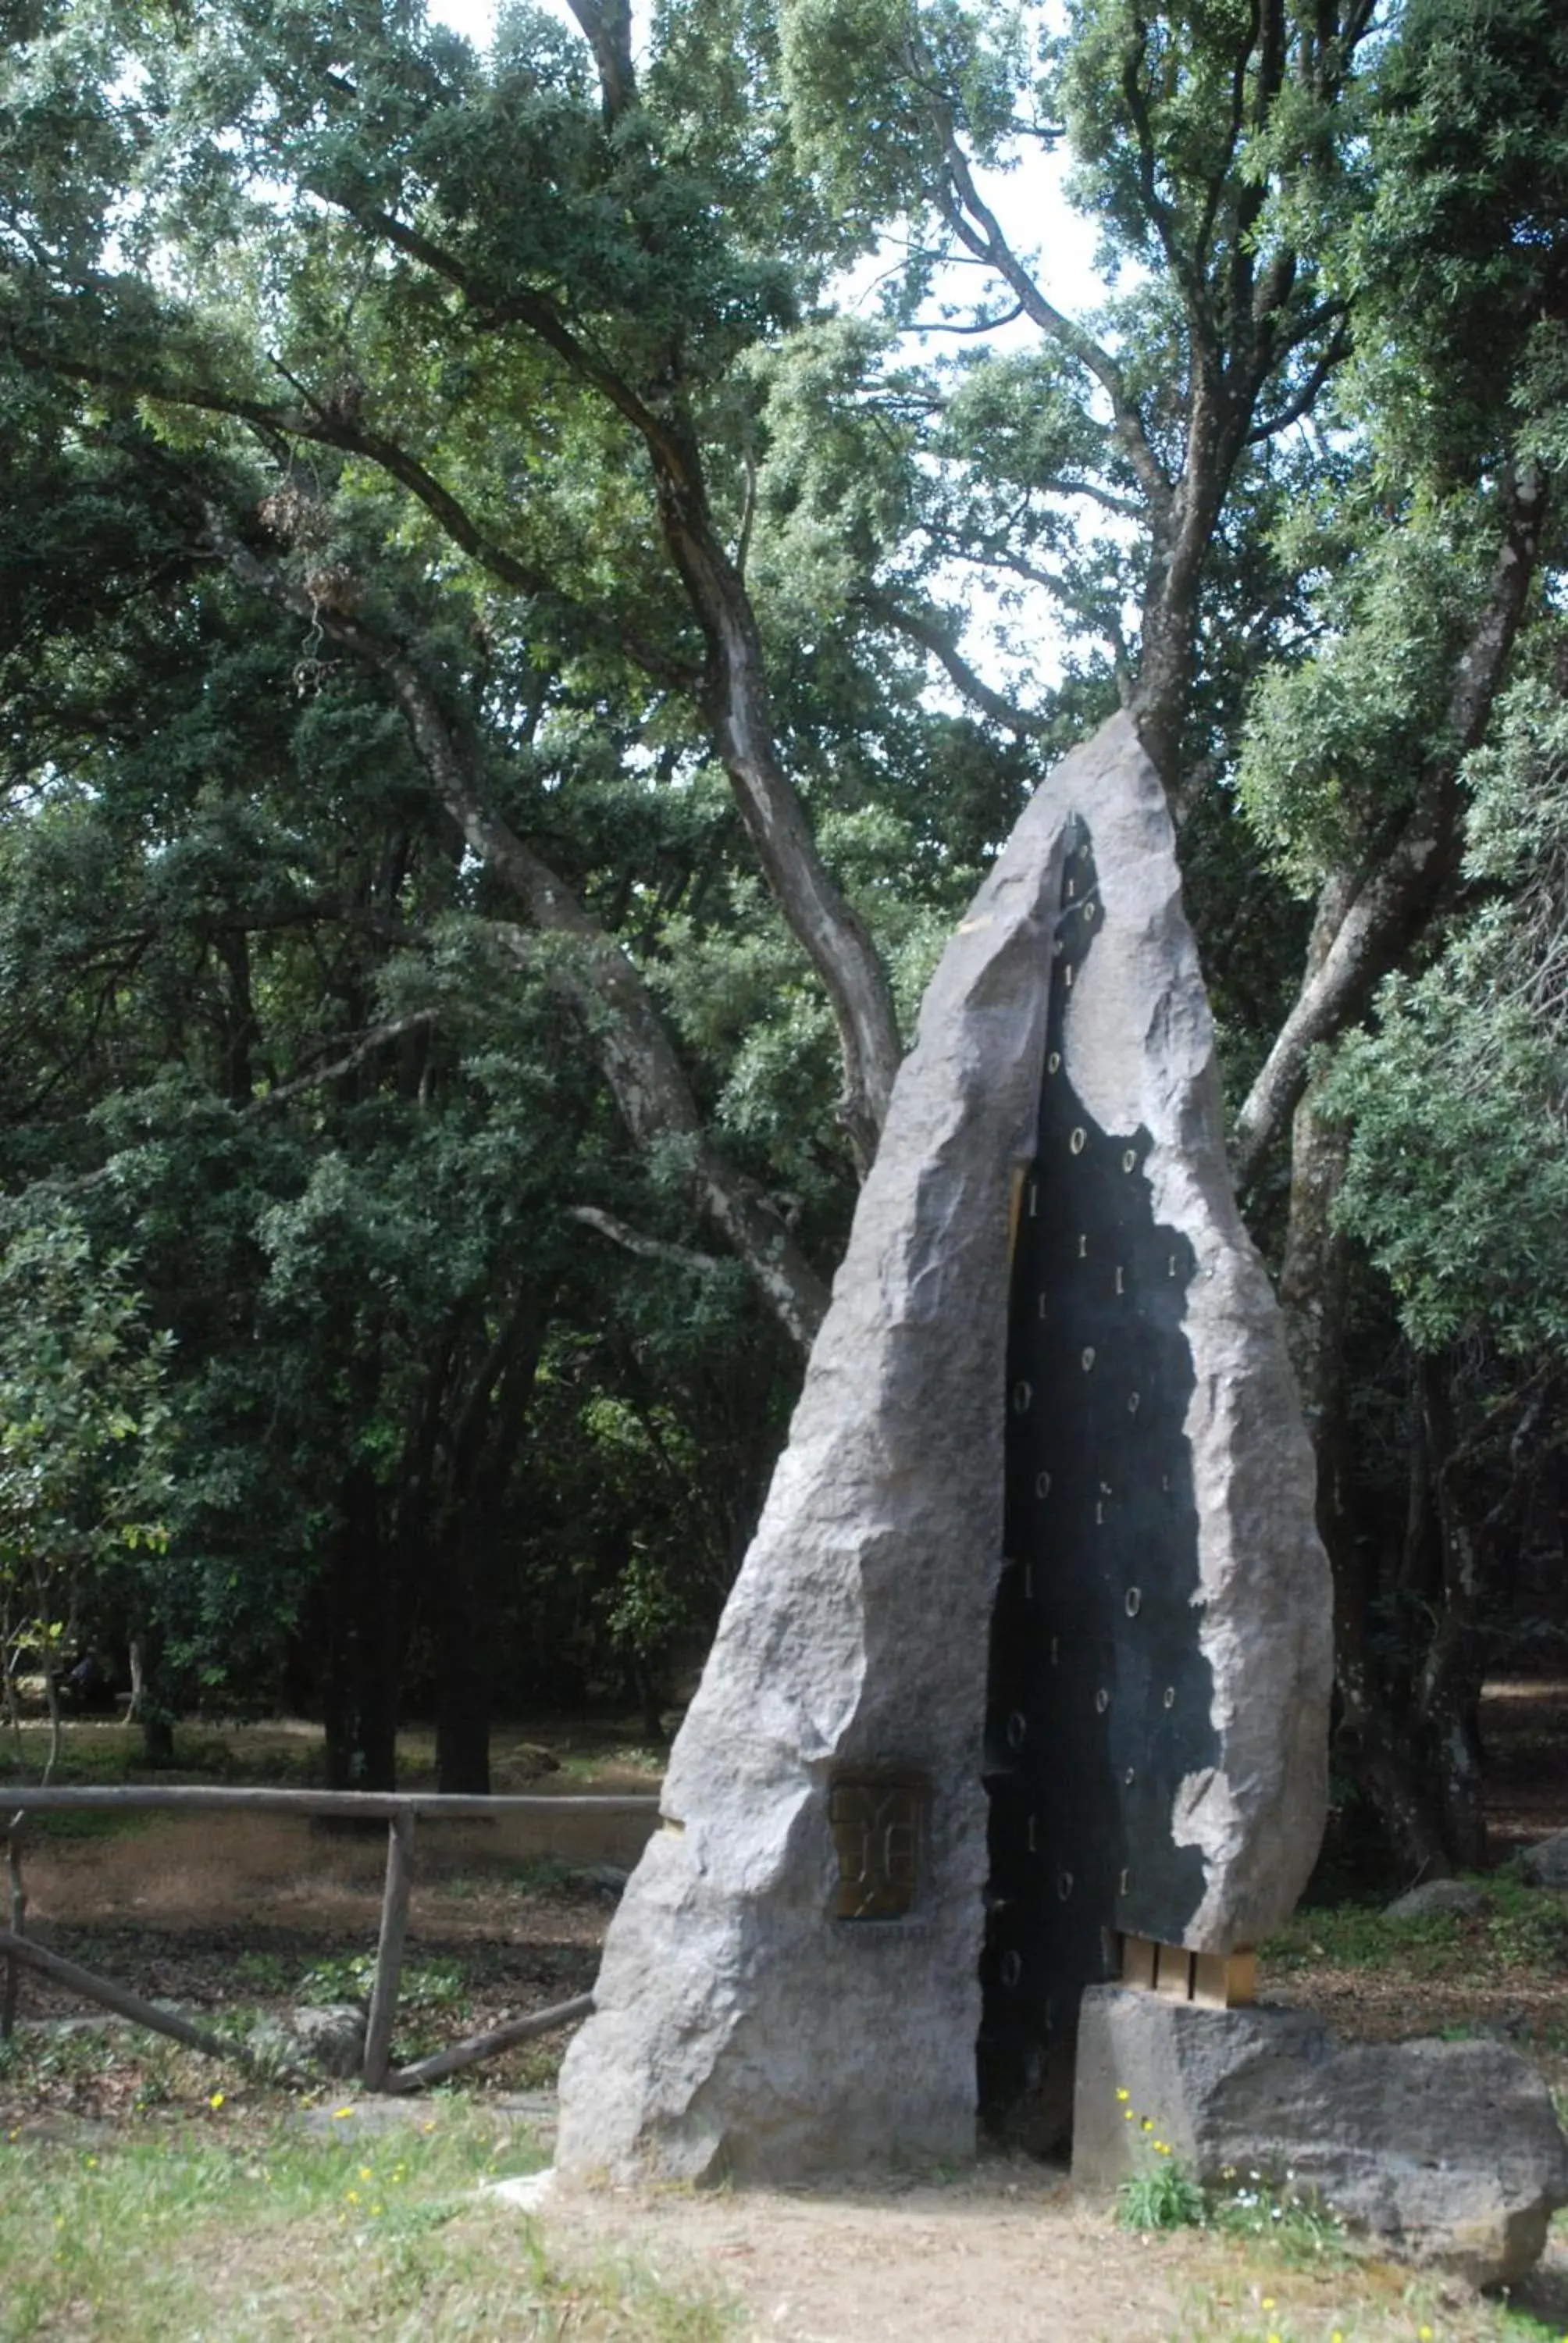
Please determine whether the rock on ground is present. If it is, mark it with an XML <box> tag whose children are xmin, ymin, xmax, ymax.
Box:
<box><xmin>1520</xmin><ymin>1831</ymin><xmax>1568</xmax><ymax>1888</ymax></box>
<box><xmin>1384</xmin><ymin>1879</ymin><xmax>1484</xmax><ymax>1920</ymax></box>
<box><xmin>270</xmin><ymin>2002</ymin><xmax>365</xmax><ymax>2078</ymax></box>
<box><xmin>1074</xmin><ymin>1984</ymin><xmax>1568</xmax><ymax>2287</ymax></box>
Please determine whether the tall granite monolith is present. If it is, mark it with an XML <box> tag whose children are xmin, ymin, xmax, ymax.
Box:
<box><xmin>555</xmin><ymin>710</ymin><xmax>1332</xmax><ymax>2184</ymax></box>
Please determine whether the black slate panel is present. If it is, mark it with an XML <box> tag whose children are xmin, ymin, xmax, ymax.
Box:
<box><xmin>977</xmin><ymin>820</ymin><xmax>1218</xmax><ymax>2146</ymax></box>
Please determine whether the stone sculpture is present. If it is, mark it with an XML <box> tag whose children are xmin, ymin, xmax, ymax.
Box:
<box><xmin>555</xmin><ymin>709</ymin><xmax>1332</xmax><ymax>2184</ymax></box>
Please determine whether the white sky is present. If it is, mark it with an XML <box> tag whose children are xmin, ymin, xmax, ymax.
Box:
<box><xmin>423</xmin><ymin>0</ymin><xmax>1116</xmax><ymax>700</ymax></box>
<box><xmin>426</xmin><ymin>0</ymin><xmax>1107</xmax><ymax>326</ymax></box>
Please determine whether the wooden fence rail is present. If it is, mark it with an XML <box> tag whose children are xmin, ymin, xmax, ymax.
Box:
<box><xmin>2</xmin><ymin>1782</ymin><xmax>658</xmax><ymax>2088</ymax></box>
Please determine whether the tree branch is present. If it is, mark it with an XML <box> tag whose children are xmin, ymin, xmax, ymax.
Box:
<box><xmin>1234</xmin><ymin>465</ymin><xmax>1549</xmax><ymax>1187</ymax></box>
<box><xmin>561</xmin><ymin>0</ymin><xmax>637</xmax><ymax>126</ymax></box>
<box><xmin>5</xmin><ymin>326</ymin><xmax>697</xmax><ymax>690</ymax></box>
<box><xmin>246</xmin><ymin>1014</ymin><xmax>437</xmax><ymax>1114</ymax></box>
<box><xmin>1247</xmin><ymin>327</ymin><xmax>1352</xmax><ymax>442</ymax></box>
<box><xmin>865</xmin><ymin>592</ymin><xmax>1051</xmax><ymax>734</ymax></box>
<box><xmin>208</xmin><ymin>517</ymin><xmax>832</xmax><ymax>1349</ymax></box>
<box><xmin>1118</xmin><ymin>15</ymin><xmax>1213</xmax><ymax>344</ymax></box>
<box><xmin>567</xmin><ymin>1205</ymin><xmax>720</xmax><ymax>1274</ymax></box>
<box><xmin>921</xmin><ymin>91</ymin><xmax>1172</xmax><ymax>521</ymax></box>
<box><xmin>336</xmin><ymin>201</ymin><xmax>694</xmax><ymax>479</ymax></box>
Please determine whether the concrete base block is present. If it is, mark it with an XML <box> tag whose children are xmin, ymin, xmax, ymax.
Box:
<box><xmin>1074</xmin><ymin>1985</ymin><xmax>1568</xmax><ymax>2288</ymax></box>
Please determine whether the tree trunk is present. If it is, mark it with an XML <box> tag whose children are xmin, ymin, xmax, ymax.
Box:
<box><xmin>434</xmin><ymin>1541</ymin><xmax>492</xmax><ymax>1796</ymax></box>
<box><xmin>429</xmin><ymin>1293</ymin><xmax>548</xmax><ymax>1795</ymax></box>
<box><xmin>323</xmin><ymin>1464</ymin><xmax>401</xmax><ymax>1793</ymax></box>
<box><xmin>655</xmin><ymin>475</ymin><xmax>903</xmax><ymax>1170</ymax></box>
<box><xmin>128</xmin><ymin>1632</ymin><xmax>176</xmax><ymax>1764</ymax></box>
<box><xmin>1279</xmin><ymin>1080</ymin><xmax>1452</xmax><ymax>1881</ymax></box>
<box><xmin>1235</xmin><ymin>465</ymin><xmax>1548</xmax><ymax>1188</ymax></box>
<box><xmin>1416</xmin><ymin>1357</ymin><xmax>1490</xmax><ymax>1868</ymax></box>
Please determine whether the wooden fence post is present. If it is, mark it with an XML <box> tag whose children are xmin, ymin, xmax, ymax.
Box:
<box><xmin>362</xmin><ymin>1807</ymin><xmax>415</xmax><ymax>2092</ymax></box>
<box><xmin>2</xmin><ymin>1817</ymin><xmax>23</xmax><ymax>2041</ymax></box>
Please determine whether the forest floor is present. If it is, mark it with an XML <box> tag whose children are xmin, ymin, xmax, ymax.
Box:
<box><xmin>3</xmin><ymin>1687</ymin><xmax>1568</xmax><ymax>2341</ymax></box>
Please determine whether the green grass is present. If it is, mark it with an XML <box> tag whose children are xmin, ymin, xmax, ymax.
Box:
<box><xmin>0</xmin><ymin>1714</ymin><xmax>666</xmax><ymax>1797</ymax></box>
<box><xmin>1160</xmin><ymin>2240</ymin><xmax>1568</xmax><ymax>2343</ymax></box>
<box><xmin>6</xmin><ymin>1806</ymin><xmax>155</xmax><ymax>1845</ymax></box>
<box><xmin>0</xmin><ymin>2108</ymin><xmax>731</xmax><ymax>2341</ymax></box>
<box><xmin>294</xmin><ymin>1952</ymin><xmax>467</xmax><ymax>2011</ymax></box>
<box><xmin>1118</xmin><ymin>2156</ymin><xmax>1207</xmax><ymax>2230</ymax></box>
<box><xmin>1263</xmin><ymin>1877</ymin><xmax>1568</xmax><ymax>1980</ymax></box>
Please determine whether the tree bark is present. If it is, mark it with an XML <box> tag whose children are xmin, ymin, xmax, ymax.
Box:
<box><xmin>1279</xmin><ymin>1082</ymin><xmax>1452</xmax><ymax>1880</ymax></box>
<box><xmin>1235</xmin><ymin>465</ymin><xmax>1548</xmax><ymax>1188</ymax></box>
<box><xmin>547</xmin><ymin>0</ymin><xmax>904</xmax><ymax>1164</ymax></box>
<box><xmin>211</xmin><ymin>522</ymin><xmax>832</xmax><ymax>1353</ymax></box>
<box><xmin>433</xmin><ymin>1553</ymin><xmax>494</xmax><ymax>1799</ymax></box>
<box><xmin>323</xmin><ymin>1463</ymin><xmax>401</xmax><ymax>1794</ymax></box>
<box><xmin>1416</xmin><ymin>1357</ymin><xmax>1490</xmax><ymax>1868</ymax></box>
<box><xmin>430</xmin><ymin>1294</ymin><xmax>550</xmax><ymax>1796</ymax></box>
<box><xmin>651</xmin><ymin>453</ymin><xmax>903</xmax><ymax>1168</ymax></box>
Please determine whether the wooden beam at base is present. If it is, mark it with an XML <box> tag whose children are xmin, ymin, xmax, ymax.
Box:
<box><xmin>0</xmin><ymin>1926</ymin><xmax>238</xmax><ymax>2063</ymax></box>
<box><xmin>1120</xmin><ymin>1934</ymin><xmax>1157</xmax><ymax>1991</ymax></box>
<box><xmin>1193</xmin><ymin>1948</ymin><xmax>1256</xmax><ymax>2009</ymax></box>
<box><xmin>385</xmin><ymin>1992</ymin><xmax>595</xmax><ymax>2094</ymax></box>
<box><xmin>1120</xmin><ymin>1935</ymin><xmax>1256</xmax><ymax>2009</ymax></box>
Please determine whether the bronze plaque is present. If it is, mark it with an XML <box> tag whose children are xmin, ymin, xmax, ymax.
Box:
<box><xmin>829</xmin><ymin>1772</ymin><xmax>928</xmax><ymax>1920</ymax></box>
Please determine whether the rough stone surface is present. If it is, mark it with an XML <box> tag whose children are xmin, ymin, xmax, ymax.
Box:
<box><xmin>1520</xmin><ymin>1831</ymin><xmax>1568</xmax><ymax>1888</ymax></box>
<box><xmin>1384</xmin><ymin>1878</ymin><xmax>1484</xmax><ymax>1920</ymax></box>
<box><xmin>1044</xmin><ymin>763</ymin><xmax>1330</xmax><ymax>1949</ymax></box>
<box><xmin>287</xmin><ymin>2003</ymin><xmax>367</xmax><ymax>2077</ymax></box>
<box><xmin>556</xmin><ymin>711</ymin><xmax>1330</xmax><ymax>2186</ymax></box>
<box><xmin>1074</xmin><ymin>1985</ymin><xmax>1568</xmax><ymax>2287</ymax></box>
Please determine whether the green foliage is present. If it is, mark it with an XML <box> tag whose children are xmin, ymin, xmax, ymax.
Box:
<box><xmin>0</xmin><ymin>1216</ymin><xmax>173</xmax><ymax>1730</ymax></box>
<box><xmin>1340</xmin><ymin>0</ymin><xmax>1568</xmax><ymax>485</ymax></box>
<box><xmin>1237</xmin><ymin>496</ymin><xmax>1495</xmax><ymax>894</ymax></box>
<box><xmin>1264</xmin><ymin>1877</ymin><xmax>1568</xmax><ymax>1978</ymax></box>
<box><xmin>1324</xmin><ymin>679</ymin><xmax>1568</xmax><ymax>1359</ymax></box>
<box><xmin>1205</xmin><ymin>2177</ymin><xmax>1347</xmax><ymax>2266</ymax></box>
<box><xmin>297</xmin><ymin>1953</ymin><xmax>466</xmax><ymax>2013</ymax></box>
<box><xmin>1117</xmin><ymin>2155</ymin><xmax>1207</xmax><ymax>2231</ymax></box>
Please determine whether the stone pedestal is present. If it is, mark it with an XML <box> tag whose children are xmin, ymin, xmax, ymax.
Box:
<box><xmin>1075</xmin><ymin>1985</ymin><xmax>1568</xmax><ymax>2286</ymax></box>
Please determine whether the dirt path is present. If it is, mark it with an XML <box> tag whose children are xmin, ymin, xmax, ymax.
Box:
<box><xmin>538</xmin><ymin>2160</ymin><xmax>1538</xmax><ymax>2343</ymax></box>
<box><xmin>15</xmin><ymin>1793</ymin><xmax>657</xmax><ymax>1938</ymax></box>
<box><xmin>547</xmin><ymin>2162</ymin><xmax>1202</xmax><ymax>2343</ymax></box>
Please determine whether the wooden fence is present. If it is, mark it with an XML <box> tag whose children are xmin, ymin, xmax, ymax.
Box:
<box><xmin>1</xmin><ymin>1784</ymin><xmax>659</xmax><ymax>2092</ymax></box>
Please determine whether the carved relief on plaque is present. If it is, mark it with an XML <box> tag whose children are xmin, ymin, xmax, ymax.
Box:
<box><xmin>829</xmin><ymin>1772</ymin><xmax>928</xmax><ymax>1920</ymax></box>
